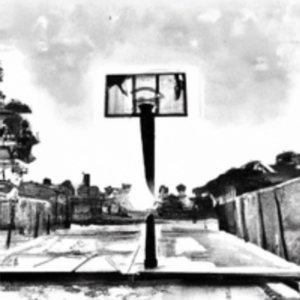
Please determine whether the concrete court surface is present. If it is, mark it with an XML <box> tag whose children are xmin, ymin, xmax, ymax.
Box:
<box><xmin>1</xmin><ymin>220</ymin><xmax>300</xmax><ymax>299</ymax></box>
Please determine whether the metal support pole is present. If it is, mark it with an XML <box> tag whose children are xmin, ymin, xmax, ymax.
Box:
<box><xmin>139</xmin><ymin>103</ymin><xmax>155</xmax><ymax>195</ymax></box>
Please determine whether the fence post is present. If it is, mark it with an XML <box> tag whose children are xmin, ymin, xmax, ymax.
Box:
<box><xmin>64</xmin><ymin>197</ymin><xmax>71</xmax><ymax>229</ymax></box>
<box><xmin>34</xmin><ymin>207</ymin><xmax>40</xmax><ymax>238</ymax></box>
<box><xmin>55</xmin><ymin>196</ymin><xmax>58</xmax><ymax>229</ymax></box>
<box><xmin>274</xmin><ymin>189</ymin><xmax>289</xmax><ymax>261</ymax></box>
<box><xmin>240</xmin><ymin>197</ymin><xmax>249</xmax><ymax>242</ymax></box>
<box><xmin>6</xmin><ymin>201</ymin><xmax>15</xmax><ymax>249</ymax></box>
<box><xmin>46</xmin><ymin>214</ymin><xmax>51</xmax><ymax>235</ymax></box>
<box><xmin>257</xmin><ymin>192</ymin><xmax>267</xmax><ymax>250</ymax></box>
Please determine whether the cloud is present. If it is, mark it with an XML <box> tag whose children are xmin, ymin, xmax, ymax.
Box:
<box><xmin>2</xmin><ymin>0</ymin><xmax>300</xmax><ymax>194</ymax></box>
<box><xmin>0</xmin><ymin>0</ymin><xmax>293</xmax><ymax>127</ymax></box>
<box><xmin>197</xmin><ymin>10</ymin><xmax>222</xmax><ymax>23</ymax></box>
<box><xmin>254</xmin><ymin>57</ymin><xmax>269</xmax><ymax>71</ymax></box>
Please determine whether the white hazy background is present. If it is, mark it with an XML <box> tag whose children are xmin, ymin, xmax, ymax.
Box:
<box><xmin>0</xmin><ymin>0</ymin><xmax>300</xmax><ymax>208</ymax></box>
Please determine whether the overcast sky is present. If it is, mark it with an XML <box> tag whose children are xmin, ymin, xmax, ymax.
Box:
<box><xmin>1</xmin><ymin>0</ymin><xmax>300</xmax><ymax>208</ymax></box>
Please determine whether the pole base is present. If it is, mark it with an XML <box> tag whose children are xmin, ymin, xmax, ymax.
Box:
<box><xmin>144</xmin><ymin>213</ymin><xmax>158</xmax><ymax>269</ymax></box>
<box><xmin>144</xmin><ymin>258</ymin><xmax>158</xmax><ymax>269</ymax></box>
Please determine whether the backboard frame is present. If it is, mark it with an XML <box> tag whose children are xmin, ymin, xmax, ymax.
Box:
<box><xmin>105</xmin><ymin>72</ymin><xmax>188</xmax><ymax>118</ymax></box>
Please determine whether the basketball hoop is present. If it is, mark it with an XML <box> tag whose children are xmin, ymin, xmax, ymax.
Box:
<box><xmin>135</xmin><ymin>93</ymin><xmax>164</xmax><ymax>114</ymax></box>
<box><xmin>105</xmin><ymin>72</ymin><xmax>188</xmax><ymax>195</ymax></box>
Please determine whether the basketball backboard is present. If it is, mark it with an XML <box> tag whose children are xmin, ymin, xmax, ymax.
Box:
<box><xmin>105</xmin><ymin>72</ymin><xmax>187</xmax><ymax>117</ymax></box>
